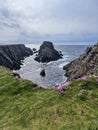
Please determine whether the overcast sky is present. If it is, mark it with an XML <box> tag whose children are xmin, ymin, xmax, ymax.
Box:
<box><xmin>0</xmin><ymin>0</ymin><xmax>98</xmax><ymax>44</ymax></box>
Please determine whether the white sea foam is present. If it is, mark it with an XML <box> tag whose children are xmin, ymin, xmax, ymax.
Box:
<box><xmin>59</xmin><ymin>62</ymin><xmax>68</xmax><ymax>68</ymax></box>
<box><xmin>15</xmin><ymin>45</ymin><xmax>88</xmax><ymax>88</ymax></box>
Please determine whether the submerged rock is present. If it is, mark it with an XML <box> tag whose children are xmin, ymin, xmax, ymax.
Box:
<box><xmin>63</xmin><ymin>42</ymin><xmax>98</xmax><ymax>80</ymax></box>
<box><xmin>40</xmin><ymin>69</ymin><xmax>46</xmax><ymax>77</ymax></box>
<box><xmin>34</xmin><ymin>41</ymin><xmax>62</xmax><ymax>62</ymax></box>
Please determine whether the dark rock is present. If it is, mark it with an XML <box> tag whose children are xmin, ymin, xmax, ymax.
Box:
<box><xmin>0</xmin><ymin>44</ymin><xmax>33</xmax><ymax>70</ymax></box>
<box><xmin>34</xmin><ymin>41</ymin><xmax>62</xmax><ymax>62</ymax></box>
<box><xmin>63</xmin><ymin>42</ymin><xmax>98</xmax><ymax>80</ymax></box>
<box><xmin>85</xmin><ymin>47</ymin><xmax>92</xmax><ymax>55</ymax></box>
<box><xmin>13</xmin><ymin>72</ymin><xmax>21</xmax><ymax>78</ymax></box>
<box><xmin>33</xmin><ymin>48</ymin><xmax>36</xmax><ymax>51</ymax></box>
<box><xmin>32</xmin><ymin>48</ymin><xmax>38</xmax><ymax>54</ymax></box>
<box><xmin>59</xmin><ymin>51</ymin><xmax>63</xmax><ymax>56</ymax></box>
<box><xmin>40</xmin><ymin>69</ymin><xmax>46</xmax><ymax>76</ymax></box>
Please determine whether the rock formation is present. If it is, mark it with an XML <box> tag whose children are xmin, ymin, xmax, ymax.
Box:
<box><xmin>0</xmin><ymin>44</ymin><xmax>33</xmax><ymax>70</ymax></box>
<box><xmin>40</xmin><ymin>69</ymin><xmax>46</xmax><ymax>77</ymax></box>
<box><xmin>32</xmin><ymin>48</ymin><xmax>38</xmax><ymax>54</ymax></box>
<box><xmin>34</xmin><ymin>41</ymin><xmax>62</xmax><ymax>62</ymax></box>
<box><xmin>63</xmin><ymin>43</ymin><xmax>98</xmax><ymax>81</ymax></box>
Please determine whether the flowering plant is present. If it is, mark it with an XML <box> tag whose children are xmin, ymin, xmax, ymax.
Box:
<box><xmin>56</xmin><ymin>81</ymin><xmax>71</xmax><ymax>92</ymax></box>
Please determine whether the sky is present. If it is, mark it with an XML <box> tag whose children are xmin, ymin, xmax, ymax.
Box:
<box><xmin>0</xmin><ymin>0</ymin><xmax>98</xmax><ymax>44</ymax></box>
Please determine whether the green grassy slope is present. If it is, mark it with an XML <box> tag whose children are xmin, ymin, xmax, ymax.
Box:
<box><xmin>0</xmin><ymin>66</ymin><xmax>98</xmax><ymax>130</ymax></box>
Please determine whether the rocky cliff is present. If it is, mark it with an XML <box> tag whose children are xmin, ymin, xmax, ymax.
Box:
<box><xmin>0</xmin><ymin>44</ymin><xmax>33</xmax><ymax>70</ymax></box>
<box><xmin>63</xmin><ymin>43</ymin><xmax>98</xmax><ymax>80</ymax></box>
<box><xmin>34</xmin><ymin>41</ymin><xmax>62</xmax><ymax>62</ymax></box>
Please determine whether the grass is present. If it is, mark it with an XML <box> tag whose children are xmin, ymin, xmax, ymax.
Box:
<box><xmin>0</xmin><ymin>66</ymin><xmax>98</xmax><ymax>130</ymax></box>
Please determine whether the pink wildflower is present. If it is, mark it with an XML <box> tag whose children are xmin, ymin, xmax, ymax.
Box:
<box><xmin>57</xmin><ymin>81</ymin><xmax>70</xmax><ymax>91</ymax></box>
<box><xmin>92</xmin><ymin>74</ymin><xmax>97</xmax><ymax>78</ymax></box>
<box><xmin>77</xmin><ymin>76</ymin><xmax>88</xmax><ymax>81</ymax></box>
<box><xmin>76</xmin><ymin>78</ymin><xmax>81</xmax><ymax>81</ymax></box>
<box><xmin>96</xmin><ymin>79</ymin><xmax>98</xmax><ymax>82</ymax></box>
<box><xmin>80</xmin><ymin>76</ymin><xmax>88</xmax><ymax>81</ymax></box>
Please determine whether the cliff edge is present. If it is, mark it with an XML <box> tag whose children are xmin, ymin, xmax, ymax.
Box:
<box><xmin>63</xmin><ymin>43</ymin><xmax>98</xmax><ymax>80</ymax></box>
<box><xmin>0</xmin><ymin>44</ymin><xmax>33</xmax><ymax>70</ymax></box>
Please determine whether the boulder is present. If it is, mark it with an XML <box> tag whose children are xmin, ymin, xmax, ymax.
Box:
<box><xmin>33</xmin><ymin>48</ymin><xmax>36</xmax><ymax>52</ymax></box>
<box><xmin>63</xmin><ymin>42</ymin><xmax>98</xmax><ymax>80</ymax></box>
<box><xmin>32</xmin><ymin>48</ymin><xmax>38</xmax><ymax>54</ymax></box>
<box><xmin>34</xmin><ymin>41</ymin><xmax>62</xmax><ymax>62</ymax></box>
<box><xmin>40</xmin><ymin>69</ymin><xmax>46</xmax><ymax>77</ymax></box>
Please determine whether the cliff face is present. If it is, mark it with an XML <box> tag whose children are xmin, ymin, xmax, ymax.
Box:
<box><xmin>63</xmin><ymin>43</ymin><xmax>98</xmax><ymax>81</ymax></box>
<box><xmin>0</xmin><ymin>44</ymin><xmax>33</xmax><ymax>70</ymax></box>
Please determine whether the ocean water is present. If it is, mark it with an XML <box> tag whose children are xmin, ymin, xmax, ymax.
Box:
<box><xmin>15</xmin><ymin>44</ymin><xmax>88</xmax><ymax>88</ymax></box>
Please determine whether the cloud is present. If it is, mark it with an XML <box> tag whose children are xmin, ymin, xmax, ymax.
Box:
<box><xmin>0</xmin><ymin>0</ymin><xmax>98</xmax><ymax>43</ymax></box>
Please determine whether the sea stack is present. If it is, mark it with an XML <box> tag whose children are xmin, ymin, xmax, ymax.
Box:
<box><xmin>63</xmin><ymin>42</ymin><xmax>98</xmax><ymax>81</ymax></box>
<box><xmin>34</xmin><ymin>41</ymin><xmax>62</xmax><ymax>63</ymax></box>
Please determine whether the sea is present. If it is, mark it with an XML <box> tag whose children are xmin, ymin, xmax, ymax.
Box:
<box><xmin>15</xmin><ymin>43</ymin><xmax>91</xmax><ymax>88</ymax></box>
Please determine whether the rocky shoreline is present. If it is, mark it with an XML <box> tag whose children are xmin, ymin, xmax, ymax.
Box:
<box><xmin>63</xmin><ymin>42</ymin><xmax>98</xmax><ymax>81</ymax></box>
<box><xmin>0</xmin><ymin>44</ymin><xmax>33</xmax><ymax>70</ymax></box>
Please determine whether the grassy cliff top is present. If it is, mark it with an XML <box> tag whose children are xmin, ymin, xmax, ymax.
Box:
<box><xmin>0</xmin><ymin>66</ymin><xmax>98</xmax><ymax>130</ymax></box>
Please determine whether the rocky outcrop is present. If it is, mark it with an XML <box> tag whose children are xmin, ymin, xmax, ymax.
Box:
<box><xmin>32</xmin><ymin>48</ymin><xmax>38</xmax><ymax>54</ymax></box>
<box><xmin>34</xmin><ymin>41</ymin><xmax>62</xmax><ymax>62</ymax></box>
<box><xmin>40</xmin><ymin>69</ymin><xmax>46</xmax><ymax>77</ymax></box>
<box><xmin>0</xmin><ymin>44</ymin><xmax>33</xmax><ymax>70</ymax></box>
<box><xmin>63</xmin><ymin>43</ymin><xmax>98</xmax><ymax>81</ymax></box>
